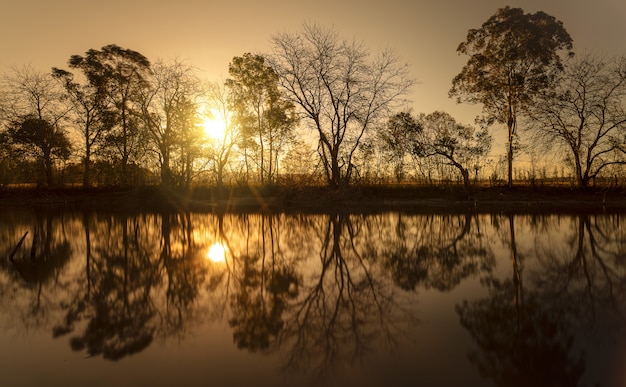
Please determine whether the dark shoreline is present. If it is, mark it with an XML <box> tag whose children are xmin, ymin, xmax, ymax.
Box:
<box><xmin>1</xmin><ymin>185</ymin><xmax>625</xmax><ymax>214</ymax></box>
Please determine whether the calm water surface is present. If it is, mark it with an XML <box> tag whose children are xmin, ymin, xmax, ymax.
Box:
<box><xmin>1</xmin><ymin>208</ymin><xmax>625</xmax><ymax>387</ymax></box>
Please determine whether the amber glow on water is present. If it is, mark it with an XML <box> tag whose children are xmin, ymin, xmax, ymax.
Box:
<box><xmin>206</xmin><ymin>242</ymin><xmax>226</xmax><ymax>263</ymax></box>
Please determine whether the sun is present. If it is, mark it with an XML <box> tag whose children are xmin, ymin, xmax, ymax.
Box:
<box><xmin>206</xmin><ymin>242</ymin><xmax>227</xmax><ymax>263</ymax></box>
<box><xmin>202</xmin><ymin>109</ymin><xmax>227</xmax><ymax>140</ymax></box>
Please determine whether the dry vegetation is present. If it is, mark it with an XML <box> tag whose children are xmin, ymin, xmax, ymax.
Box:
<box><xmin>1</xmin><ymin>184</ymin><xmax>625</xmax><ymax>214</ymax></box>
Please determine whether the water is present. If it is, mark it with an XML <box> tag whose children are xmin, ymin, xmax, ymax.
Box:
<box><xmin>0</xmin><ymin>208</ymin><xmax>625</xmax><ymax>387</ymax></box>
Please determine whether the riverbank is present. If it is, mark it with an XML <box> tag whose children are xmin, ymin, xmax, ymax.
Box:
<box><xmin>0</xmin><ymin>185</ymin><xmax>625</xmax><ymax>214</ymax></box>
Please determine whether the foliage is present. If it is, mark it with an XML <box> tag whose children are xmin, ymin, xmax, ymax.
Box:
<box><xmin>67</xmin><ymin>44</ymin><xmax>152</xmax><ymax>186</ymax></box>
<box><xmin>8</xmin><ymin>115</ymin><xmax>71</xmax><ymax>186</ymax></box>
<box><xmin>380</xmin><ymin>111</ymin><xmax>491</xmax><ymax>189</ymax></box>
<box><xmin>450</xmin><ymin>6</ymin><xmax>573</xmax><ymax>187</ymax></box>
<box><xmin>52</xmin><ymin>65</ymin><xmax>116</xmax><ymax>188</ymax></box>
<box><xmin>226</xmin><ymin>53</ymin><xmax>297</xmax><ymax>184</ymax></box>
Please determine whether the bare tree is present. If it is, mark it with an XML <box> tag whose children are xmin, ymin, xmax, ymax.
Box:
<box><xmin>139</xmin><ymin>58</ymin><xmax>203</xmax><ymax>188</ymax></box>
<box><xmin>270</xmin><ymin>23</ymin><xmax>415</xmax><ymax>188</ymax></box>
<box><xmin>527</xmin><ymin>54</ymin><xmax>626</xmax><ymax>187</ymax></box>
<box><xmin>1</xmin><ymin>65</ymin><xmax>69</xmax><ymax>124</ymax></box>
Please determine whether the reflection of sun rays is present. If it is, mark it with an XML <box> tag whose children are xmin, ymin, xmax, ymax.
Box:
<box><xmin>206</xmin><ymin>242</ymin><xmax>227</xmax><ymax>263</ymax></box>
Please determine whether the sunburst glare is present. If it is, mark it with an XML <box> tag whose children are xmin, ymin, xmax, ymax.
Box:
<box><xmin>202</xmin><ymin>109</ymin><xmax>227</xmax><ymax>140</ymax></box>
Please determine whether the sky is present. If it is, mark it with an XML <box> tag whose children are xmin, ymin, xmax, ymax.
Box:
<box><xmin>1</xmin><ymin>0</ymin><xmax>625</xmax><ymax>155</ymax></box>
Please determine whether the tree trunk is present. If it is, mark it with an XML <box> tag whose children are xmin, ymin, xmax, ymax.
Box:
<box><xmin>330</xmin><ymin>151</ymin><xmax>341</xmax><ymax>189</ymax></box>
<box><xmin>507</xmin><ymin>100</ymin><xmax>516</xmax><ymax>188</ymax></box>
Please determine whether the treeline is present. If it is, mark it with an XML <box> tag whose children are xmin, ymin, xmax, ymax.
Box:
<box><xmin>1</xmin><ymin>8</ymin><xmax>625</xmax><ymax>191</ymax></box>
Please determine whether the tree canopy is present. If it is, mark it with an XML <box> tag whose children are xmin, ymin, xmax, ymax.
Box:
<box><xmin>450</xmin><ymin>6</ymin><xmax>573</xmax><ymax>188</ymax></box>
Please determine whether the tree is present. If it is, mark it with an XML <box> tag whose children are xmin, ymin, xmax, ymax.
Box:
<box><xmin>450</xmin><ymin>6</ymin><xmax>573</xmax><ymax>188</ymax></box>
<box><xmin>415</xmin><ymin>111</ymin><xmax>492</xmax><ymax>190</ymax></box>
<box><xmin>1</xmin><ymin>65</ymin><xmax>69</xmax><ymax>124</ymax></box>
<box><xmin>8</xmin><ymin>115</ymin><xmax>71</xmax><ymax>186</ymax></box>
<box><xmin>139</xmin><ymin>59</ymin><xmax>202</xmax><ymax>188</ymax></box>
<box><xmin>270</xmin><ymin>23</ymin><xmax>415</xmax><ymax>188</ymax></box>
<box><xmin>51</xmin><ymin>67</ymin><xmax>115</xmax><ymax>188</ymax></box>
<box><xmin>68</xmin><ymin>44</ymin><xmax>151</xmax><ymax>186</ymax></box>
<box><xmin>205</xmin><ymin>81</ymin><xmax>239</xmax><ymax>189</ymax></box>
<box><xmin>1</xmin><ymin>66</ymin><xmax>71</xmax><ymax>184</ymax></box>
<box><xmin>226</xmin><ymin>53</ymin><xmax>297</xmax><ymax>184</ymax></box>
<box><xmin>527</xmin><ymin>54</ymin><xmax>626</xmax><ymax>187</ymax></box>
<box><xmin>379</xmin><ymin>111</ymin><xmax>422</xmax><ymax>182</ymax></box>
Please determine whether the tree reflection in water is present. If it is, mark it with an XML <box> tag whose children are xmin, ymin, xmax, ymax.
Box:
<box><xmin>457</xmin><ymin>214</ymin><xmax>626</xmax><ymax>387</ymax></box>
<box><xmin>1</xmin><ymin>210</ymin><xmax>625</xmax><ymax>385</ymax></box>
<box><xmin>381</xmin><ymin>213</ymin><xmax>494</xmax><ymax>291</ymax></box>
<box><xmin>0</xmin><ymin>210</ymin><xmax>72</xmax><ymax>328</ymax></box>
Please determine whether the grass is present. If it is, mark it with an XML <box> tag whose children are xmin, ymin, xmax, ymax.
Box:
<box><xmin>0</xmin><ymin>184</ymin><xmax>625</xmax><ymax>214</ymax></box>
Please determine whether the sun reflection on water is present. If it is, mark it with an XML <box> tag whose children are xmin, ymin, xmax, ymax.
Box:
<box><xmin>206</xmin><ymin>242</ymin><xmax>226</xmax><ymax>263</ymax></box>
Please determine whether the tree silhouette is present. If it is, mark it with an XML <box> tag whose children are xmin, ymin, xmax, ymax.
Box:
<box><xmin>270</xmin><ymin>23</ymin><xmax>415</xmax><ymax>188</ymax></box>
<box><xmin>68</xmin><ymin>44</ymin><xmax>151</xmax><ymax>186</ymax></box>
<box><xmin>450</xmin><ymin>6</ymin><xmax>573</xmax><ymax>187</ymax></box>
<box><xmin>383</xmin><ymin>213</ymin><xmax>494</xmax><ymax>291</ymax></box>
<box><xmin>139</xmin><ymin>59</ymin><xmax>204</xmax><ymax>188</ymax></box>
<box><xmin>55</xmin><ymin>214</ymin><xmax>159</xmax><ymax>360</ymax></box>
<box><xmin>52</xmin><ymin>66</ymin><xmax>115</xmax><ymax>188</ymax></box>
<box><xmin>8</xmin><ymin>115</ymin><xmax>71</xmax><ymax>186</ymax></box>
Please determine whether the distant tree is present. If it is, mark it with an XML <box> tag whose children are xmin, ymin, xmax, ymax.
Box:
<box><xmin>226</xmin><ymin>53</ymin><xmax>297</xmax><ymax>184</ymax></box>
<box><xmin>8</xmin><ymin>115</ymin><xmax>71</xmax><ymax>186</ymax></box>
<box><xmin>270</xmin><ymin>23</ymin><xmax>415</xmax><ymax>188</ymax></box>
<box><xmin>450</xmin><ymin>6</ymin><xmax>573</xmax><ymax>188</ymax></box>
<box><xmin>281</xmin><ymin>139</ymin><xmax>318</xmax><ymax>184</ymax></box>
<box><xmin>68</xmin><ymin>44</ymin><xmax>151</xmax><ymax>186</ymax></box>
<box><xmin>379</xmin><ymin>112</ymin><xmax>422</xmax><ymax>182</ymax></box>
<box><xmin>527</xmin><ymin>54</ymin><xmax>626</xmax><ymax>187</ymax></box>
<box><xmin>51</xmin><ymin>67</ymin><xmax>115</xmax><ymax>188</ymax></box>
<box><xmin>415</xmin><ymin>111</ymin><xmax>492</xmax><ymax>190</ymax></box>
<box><xmin>0</xmin><ymin>130</ymin><xmax>19</xmax><ymax>185</ymax></box>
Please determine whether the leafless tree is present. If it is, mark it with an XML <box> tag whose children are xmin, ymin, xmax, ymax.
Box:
<box><xmin>527</xmin><ymin>53</ymin><xmax>626</xmax><ymax>187</ymax></box>
<box><xmin>269</xmin><ymin>23</ymin><xmax>415</xmax><ymax>188</ymax></box>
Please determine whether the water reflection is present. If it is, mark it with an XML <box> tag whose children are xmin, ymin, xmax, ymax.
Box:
<box><xmin>457</xmin><ymin>214</ymin><xmax>626</xmax><ymax>387</ymax></box>
<box><xmin>0</xmin><ymin>210</ymin><xmax>625</xmax><ymax>386</ymax></box>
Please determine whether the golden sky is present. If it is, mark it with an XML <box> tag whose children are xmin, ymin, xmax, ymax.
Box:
<box><xmin>1</xmin><ymin>0</ymin><xmax>625</xmax><ymax>141</ymax></box>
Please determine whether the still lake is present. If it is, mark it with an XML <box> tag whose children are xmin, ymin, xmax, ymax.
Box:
<box><xmin>0</xmin><ymin>207</ymin><xmax>625</xmax><ymax>387</ymax></box>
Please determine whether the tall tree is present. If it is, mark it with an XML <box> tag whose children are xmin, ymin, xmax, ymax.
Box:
<box><xmin>226</xmin><ymin>53</ymin><xmax>297</xmax><ymax>184</ymax></box>
<box><xmin>270</xmin><ymin>23</ymin><xmax>415</xmax><ymax>188</ymax></box>
<box><xmin>52</xmin><ymin>67</ymin><xmax>115</xmax><ymax>188</ymax></box>
<box><xmin>205</xmin><ymin>81</ymin><xmax>239</xmax><ymax>190</ymax></box>
<box><xmin>8</xmin><ymin>115</ymin><xmax>71</xmax><ymax>186</ymax></box>
<box><xmin>527</xmin><ymin>54</ymin><xmax>626</xmax><ymax>187</ymax></box>
<box><xmin>450</xmin><ymin>7</ymin><xmax>573</xmax><ymax>188</ymax></box>
<box><xmin>139</xmin><ymin>59</ymin><xmax>202</xmax><ymax>188</ymax></box>
<box><xmin>68</xmin><ymin>44</ymin><xmax>151</xmax><ymax>186</ymax></box>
